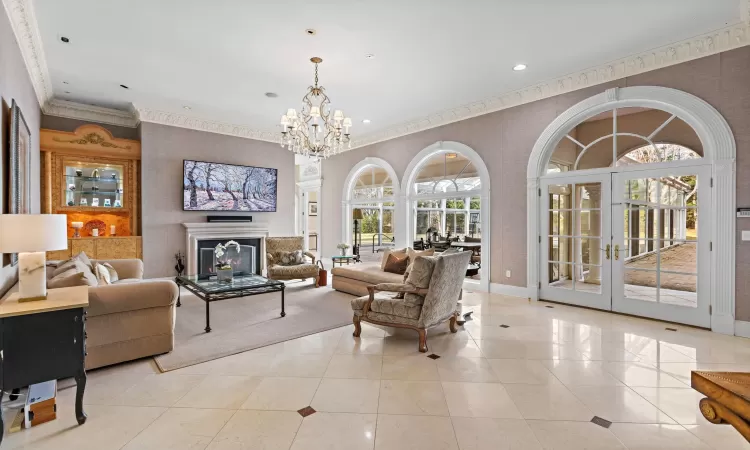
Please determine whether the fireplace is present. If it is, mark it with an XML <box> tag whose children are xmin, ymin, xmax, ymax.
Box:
<box><xmin>197</xmin><ymin>238</ymin><xmax>261</xmax><ymax>275</ymax></box>
<box><xmin>183</xmin><ymin>222</ymin><xmax>270</xmax><ymax>276</ymax></box>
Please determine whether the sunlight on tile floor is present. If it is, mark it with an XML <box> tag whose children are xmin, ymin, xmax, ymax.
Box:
<box><xmin>3</xmin><ymin>290</ymin><xmax>750</xmax><ymax>449</ymax></box>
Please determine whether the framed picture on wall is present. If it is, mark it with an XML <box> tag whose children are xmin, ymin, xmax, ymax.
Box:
<box><xmin>308</xmin><ymin>202</ymin><xmax>318</xmax><ymax>216</ymax></box>
<box><xmin>8</xmin><ymin>100</ymin><xmax>32</xmax><ymax>266</ymax></box>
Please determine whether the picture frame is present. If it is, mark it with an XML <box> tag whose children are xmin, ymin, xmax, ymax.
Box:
<box><xmin>308</xmin><ymin>202</ymin><xmax>318</xmax><ymax>216</ymax></box>
<box><xmin>91</xmin><ymin>198</ymin><xmax>100</xmax><ymax>207</ymax></box>
<box><xmin>8</xmin><ymin>100</ymin><xmax>32</xmax><ymax>266</ymax></box>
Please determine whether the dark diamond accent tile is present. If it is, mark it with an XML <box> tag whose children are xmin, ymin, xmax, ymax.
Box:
<box><xmin>665</xmin><ymin>327</ymin><xmax>678</xmax><ymax>332</ymax></box>
<box><xmin>545</xmin><ymin>305</ymin><xmax>554</xmax><ymax>309</ymax></box>
<box><xmin>297</xmin><ymin>406</ymin><xmax>316</xmax><ymax>417</ymax></box>
<box><xmin>591</xmin><ymin>416</ymin><xmax>612</xmax><ymax>428</ymax></box>
<box><xmin>500</xmin><ymin>325</ymin><xmax>510</xmax><ymax>328</ymax></box>
<box><xmin>427</xmin><ymin>354</ymin><xmax>441</xmax><ymax>360</ymax></box>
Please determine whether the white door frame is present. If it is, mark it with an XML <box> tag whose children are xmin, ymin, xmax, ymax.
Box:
<box><xmin>297</xmin><ymin>179</ymin><xmax>322</xmax><ymax>253</ymax></box>
<box><xmin>402</xmin><ymin>141</ymin><xmax>491</xmax><ymax>292</ymax></box>
<box><xmin>527</xmin><ymin>86</ymin><xmax>736</xmax><ymax>334</ymax></box>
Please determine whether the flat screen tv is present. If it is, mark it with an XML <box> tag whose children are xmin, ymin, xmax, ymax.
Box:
<box><xmin>183</xmin><ymin>160</ymin><xmax>277</xmax><ymax>212</ymax></box>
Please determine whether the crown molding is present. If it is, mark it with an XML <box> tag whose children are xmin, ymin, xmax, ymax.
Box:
<box><xmin>2</xmin><ymin>0</ymin><xmax>52</xmax><ymax>107</ymax></box>
<box><xmin>5</xmin><ymin>0</ymin><xmax>749</xmax><ymax>148</ymax></box>
<box><xmin>350</xmin><ymin>21</ymin><xmax>750</xmax><ymax>149</ymax></box>
<box><xmin>134</xmin><ymin>107</ymin><xmax>279</xmax><ymax>143</ymax></box>
<box><xmin>43</xmin><ymin>99</ymin><xmax>139</xmax><ymax>127</ymax></box>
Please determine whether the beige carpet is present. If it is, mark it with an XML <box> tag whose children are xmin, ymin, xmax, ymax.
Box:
<box><xmin>154</xmin><ymin>279</ymin><xmax>354</xmax><ymax>372</ymax></box>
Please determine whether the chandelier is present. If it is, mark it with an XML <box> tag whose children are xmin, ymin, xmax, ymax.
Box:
<box><xmin>279</xmin><ymin>57</ymin><xmax>352</xmax><ymax>159</ymax></box>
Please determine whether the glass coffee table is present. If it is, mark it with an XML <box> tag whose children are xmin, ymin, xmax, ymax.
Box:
<box><xmin>175</xmin><ymin>272</ymin><xmax>285</xmax><ymax>333</ymax></box>
<box><xmin>331</xmin><ymin>255</ymin><xmax>358</xmax><ymax>266</ymax></box>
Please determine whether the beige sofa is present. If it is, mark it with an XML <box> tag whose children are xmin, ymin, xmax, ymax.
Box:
<box><xmin>332</xmin><ymin>263</ymin><xmax>405</xmax><ymax>296</ymax></box>
<box><xmin>47</xmin><ymin>258</ymin><xmax>178</xmax><ymax>370</ymax></box>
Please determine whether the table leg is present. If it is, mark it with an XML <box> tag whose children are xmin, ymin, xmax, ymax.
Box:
<box><xmin>280</xmin><ymin>287</ymin><xmax>286</xmax><ymax>317</ymax></box>
<box><xmin>75</xmin><ymin>370</ymin><xmax>87</xmax><ymax>425</ymax></box>
<box><xmin>177</xmin><ymin>283</ymin><xmax>181</xmax><ymax>307</ymax></box>
<box><xmin>0</xmin><ymin>389</ymin><xmax>4</xmax><ymax>445</ymax></box>
<box><xmin>205</xmin><ymin>300</ymin><xmax>212</xmax><ymax>333</ymax></box>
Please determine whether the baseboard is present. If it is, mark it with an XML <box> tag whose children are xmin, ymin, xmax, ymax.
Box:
<box><xmin>489</xmin><ymin>283</ymin><xmax>530</xmax><ymax>299</ymax></box>
<box><xmin>734</xmin><ymin>320</ymin><xmax>750</xmax><ymax>338</ymax></box>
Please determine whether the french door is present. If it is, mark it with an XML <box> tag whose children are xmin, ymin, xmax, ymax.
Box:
<box><xmin>540</xmin><ymin>166</ymin><xmax>711</xmax><ymax>328</ymax></box>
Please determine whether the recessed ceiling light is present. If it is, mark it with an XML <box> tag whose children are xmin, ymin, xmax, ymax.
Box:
<box><xmin>62</xmin><ymin>81</ymin><xmax>69</xmax><ymax>85</ymax></box>
<box><xmin>305</xmin><ymin>29</ymin><xmax>316</xmax><ymax>35</ymax></box>
<box><xmin>120</xmin><ymin>84</ymin><xmax>129</xmax><ymax>89</ymax></box>
<box><xmin>183</xmin><ymin>105</ymin><xmax>191</xmax><ymax>110</ymax></box>
<box><xmin>265</xmin><ymin>92</ymin><xmax>278</xmax><ymax>98</ymax></box>
<box><xmin>64</xmin><ymin>91</ymin><xmax>71</xmax><ymax>94</ymax></box>
<box><xmin>60</xmin><ymin>36</ymin><xmax>70</xmax><ymax>43</ymax></box>
<box><xmin>362</xmin><ymin>119</ymin><xmax>371</xmax><ymax>124</ymax></box>
<box><xmin>513</xmin><ymin>64</ymin><xmax>527</xmax><ymax>71</ymax></box>
<box><xmin>365</xmin><ymin>54</ymin><xmax>375</xmax><ymax>59</ymax></box>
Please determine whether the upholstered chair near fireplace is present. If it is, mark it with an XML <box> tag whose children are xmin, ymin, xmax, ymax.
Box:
<box><xmin>266</xmin><ymin>236</ymin><xmax>320</xmax><ymax>287</ymax></box>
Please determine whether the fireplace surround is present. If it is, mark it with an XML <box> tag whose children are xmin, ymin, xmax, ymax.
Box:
<box><xmin>183</xmin><ymin>222</ymin><xmax>269</xmax><ymax>276</ymax></box>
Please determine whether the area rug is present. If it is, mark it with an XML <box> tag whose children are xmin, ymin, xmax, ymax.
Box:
<box><xmin>154</xmin><ymin>279</ymin><xmax>354</xmax><ymax>372</ymax></box>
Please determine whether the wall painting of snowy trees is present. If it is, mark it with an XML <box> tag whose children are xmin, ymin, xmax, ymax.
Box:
<box><xmin>183</xmin><ymin>160</ymin><xmax>277</xmax><ymax>211</ymax></box>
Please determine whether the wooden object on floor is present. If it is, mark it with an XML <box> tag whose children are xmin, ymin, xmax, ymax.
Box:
<box><xmin>0</xmin><ymin>286</ymin><xmax>89</xmax><ymax>444</ymax></box>
<box><xmin>47</xmin><ymin>236</ymin><xmax>143</xmax><ymax>261</ymax></box>
<box><xmin>691</xmin><ymin>371</ymin><xmax>750</xmax><ymax>441</ymax></box>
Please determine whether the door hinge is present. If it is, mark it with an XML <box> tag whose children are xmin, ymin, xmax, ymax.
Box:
<box><xmin>538</xmin><ymin>188</ymin><xmax>542</xmax><ymax>197</ymax></box>
<box><xmin>710</xmin><ymin>177</ymin><xmax>714</xmax><ymax>187</ymax></box>
<box><xmin>538</xmin><ymin>281</ymin><xmax>541</xmax><ymax>289</ymax></box>
<box><xmin>709</xmin><ymin>305</ymin><xmax>713</xmax><ymax>315</ymax></box>
<box><xmin>710</xmin><ymin>242</ymin><xmax>713</xmax><ymax>251</ymax></box>
<box><xmin>538</xmin><ymin>236</ymin><xmax>541</xmax><ymax>243</ymax></box>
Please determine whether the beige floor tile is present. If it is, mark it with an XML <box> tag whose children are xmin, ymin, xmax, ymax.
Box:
<box><xmin>207</xmin><ymin>352</ymin><xmax>277</xmax><ymax>376</ymax></box>
<box><xmin>175</xmin><ymin>375</ymin><xmax>263</xmax><ymax>409</ymax></box>
<box><xmin>609</xmin><ymin>423</ymin><xmax>711</xmax><ymax>449</ymax></box>
<box><xmin>290</xmin><ymin>412</ymin><xmax>376</xmax><ymax>450</ymax></box>
<box><xmin>378</xmin><ymin>380</ymin><xmax>449</xmax><ymax>416</ymax></box>
<box><xmin>311</xmin><ymin>378</ymin><xmax>380</xmax><ymax>413</ymax></box>
<box><xmin>375</xmin><ymin>414</ymin><xmax>458</xmax><ymax>450</ymax></box>
<box><xmin>381</xmin><ymin>355</ymin><xmax>440</xmax><ymax>380</ymax></box>
<box><xmin>112</xmin><ymin>373</ymin><xmax>206</xmax><ymax>407</ymax></box>
<box><xmin>324</xmin><ymin>354</ymin><xmax>383</xmax><ymax>379</ymax></box>
<box><xmin>568</xmin><ymin>385</ymin><xmax>676</xmax><ymax>424</ymax></box>
<box><xmin>269</xmin><ymin>352</ymin><xmax>333</xmax><ymax>377</ymax></box>
<box><xmin>241</xmin><ymin>377</ymin><xmax>321</xmax><ymax>411</ymax></box>
<box><xmin>72</xmin><ymin>370</ymin><xmax>152</xmax><ymax>405</ymax></box>
<box><xmin>503</xmin><ymin>384</ymin><xmax>593</xmax><ymax>421</ymax></box>
<box><xmin>575</xmin><ymin>341</ymin><xmax>644</xmax><ymax>362</ymax></box>
<box><xmin>486</xmin><ymin>359</ymin><xmax>560</xmax><ymax>385</ymax></box>
<box><xmin>266</xmin><ymin>332</ymin><xmax>342</xmax><ymax>355</ymax></box>
<box><xmin>383</xmin><ymin>336</ymin><xmax>424</xmax><ymax>356</ymax></box>
<box><xmin>429</xmin><ymin>334</ymin><xmax>484</xmax><ymax>358</ymax></box>
<box><xmin>631</xmin><ymin>387</ymin><xmax>708</xmax><ymax>425</ymax></box>
<box><xmin>343</xmin><ymin>323</ymin><xmax>388</xmax><ymax>338</ymax></box>
<box><xmin>603</xmin><ymin>361</ymin><xmax>688</xmax><ymax>388</ymax></box>
<box><xmin>526</xmin><ymin>420</ymin><xmax>625</xmax><ymax>450</ymax></box>
<box><xmin>683</xmin><ymin>424</ymin><xmax>750</xmax><ymax>450</ymax></box>
<box><xmin>206</xmin><ymin>410</ymin><xmax>302</xmax><ymax>450</ymax></box>
<box><xmin>336</xmin><ymin>336</ymin><xmax>385</xmax><ymax>355</ymax></box>
<box><xmin>541</xmin><ymin>360</ymin><xmax>624</xmax><ymax>387</ymax></box>
<box><xmin>1</xmin><ymin>405</ymin><xmax>166</xmax><ymax>450</ymax></box>
<box><xmin>442</xmin><ymin>382</ymin><xmax>522</xmax><ymax>419</ymax></box>
<box><xmin>451</xmin><ymin>417</ymin><xmax>542</xmax><ymax>450</ymax></box>
<box><xmin>122</xmin><ymin>407</ymin><xmax>234</xmax><ymax>450</ymax></box>
<box><xmin>436</xmin><ymin>357</ymin><xmax>499</xmax><ymax>382</ymax></box>
<box><xmin>478</xmin><ymin>340</ymin><xmax>587</xmax><ymax>360</ymax></box>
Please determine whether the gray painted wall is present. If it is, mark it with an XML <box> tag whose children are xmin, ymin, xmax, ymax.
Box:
<box><xmin>41</xmin><ymin>114</ymin><xmax>139</xmax><ymax>140</ymax></box>
<box><xmin>140</xmin><ymin>122</ymin><xmax>295</xmax><ymax>278</ymax></box>
<box><xmin>0</xmin><ymin>6</ymin><xmax>41</xmax><ymax>296</ymax></box>
<box><xmin>321</xmin><ymin>47</ymin><xmax>750</xmax><ymax>320</ymax></box>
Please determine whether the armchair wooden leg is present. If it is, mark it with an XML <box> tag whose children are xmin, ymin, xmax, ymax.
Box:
<box><xmin>418</xmin><ymin>329</ymin><xmax>428</xmax><ymax>353</ymax></box>
<box><xmin>449</xmin><ymin>314</ymin><xmax>458</xmax><ymax>333</ymax></box>
<box><xmin>353</xmin><ymin>315</ymin><xmax>362</xmax><ymax>337</ymax></box>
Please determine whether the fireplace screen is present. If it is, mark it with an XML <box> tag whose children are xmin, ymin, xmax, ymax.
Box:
<box><xmin>198</xmin><ymin>244</ymin><xmax>257</xmax><ymax>275</ymax></box>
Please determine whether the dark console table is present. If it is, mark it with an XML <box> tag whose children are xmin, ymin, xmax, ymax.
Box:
<box><xmin>0</xmin><ymin>286</ymin><xmax>89</xmax><ymax>444</ymax></box>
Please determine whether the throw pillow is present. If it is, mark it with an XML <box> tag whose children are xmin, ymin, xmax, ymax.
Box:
<box><xmin>47</xmin><ymin>269</ymin><xmax>95</xmax><ymax>288</ymax></box>
<box><xmin>405</xmin><ymin>255</ymin><xmax>437</xmax><ymax>289</ymax></box>
<box><xmin>407</xmin><ymin>247</ymin><xmax>435</xmax><ymax>261</ymax></box>
<box><xmin>276</xmin><ymin>250</ymin><xmax>304</xmax><ymax>266</ymax></box>
<box><xmin>94</xmin><ymin>263</ymin><xmax>112</xmax><ymax>285</ymax></box>
<box><xmin>102</xmin><ymin>262</ymin><xmax>119</xmax><ymax>283</ymax></box>
<box><xmin>52</xmin><ymin>252</ymin><xmax>93</xmax><ymax>277</ymax></box>
<box><xmin>380</xmin><ymin>248</ymin><xmax>407</xmax><ymax>270</ymax></box>
<box><xmin>383</xmin><ymin>253</ymin><xmax>409</xmax><ymax>275</ymax></box>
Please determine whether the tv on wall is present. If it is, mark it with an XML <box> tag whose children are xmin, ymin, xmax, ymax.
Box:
<box><xmin>183</xmin><ymin>160</ymin><xmax>277</xmax><ymax>212</ymax></box>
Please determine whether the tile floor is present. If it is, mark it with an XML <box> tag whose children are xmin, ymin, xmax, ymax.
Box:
<box><xmin>3</xmin><ymin>290</ymin><xmax>750</xmax><ymax>449</ymax></box>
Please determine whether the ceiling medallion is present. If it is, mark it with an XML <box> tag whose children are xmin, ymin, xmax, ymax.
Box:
<box><xmin>279</xmin><ymin>57</ymin><xmax>352</xmax><ymax>159</ymax></box>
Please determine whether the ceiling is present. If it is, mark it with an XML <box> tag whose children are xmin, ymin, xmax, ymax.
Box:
<box><xmin>30</xmin><ymin>0</ymin><xmax>745</xmax><ymax>144</ymax></box>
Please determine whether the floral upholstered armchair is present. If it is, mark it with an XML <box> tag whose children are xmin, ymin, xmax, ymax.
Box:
<box><xmin>351</xmin><ymin>251</ymin><xmax>471</xmax><ymax>352</ymax></box>
<box><xmin>266</xmin><ymin>237</ymin><xmax>320</xmax><ymax>287</ymax></box>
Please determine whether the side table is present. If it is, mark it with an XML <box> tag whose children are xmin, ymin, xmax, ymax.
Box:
<box><xmin>332</xmin><ymin>255</ymin><xmax>358</xmax><ymax>267</ymax></box>
<box><xmin>0</xmin><ymin>286</ymin><xmax>89</xmax><ymax>444</ymax></box>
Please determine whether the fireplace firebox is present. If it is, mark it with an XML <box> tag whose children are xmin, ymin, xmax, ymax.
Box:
<box><xmin>196</xmin><ymin>238</ymin><xmax>262</xmax><ymax>275</ymax></box>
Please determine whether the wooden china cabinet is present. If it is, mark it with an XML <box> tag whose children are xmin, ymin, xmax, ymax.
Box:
<box><xmin>41</xmin><ymin>125</ymin><xmax>142</xmax><ymax>261</ymax></box>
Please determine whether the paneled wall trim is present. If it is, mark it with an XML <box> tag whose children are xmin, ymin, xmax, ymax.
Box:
<box><xmin>527</xmin><ymin>86</ymin><xmax>736</xmax><ymax>334</ymax></box>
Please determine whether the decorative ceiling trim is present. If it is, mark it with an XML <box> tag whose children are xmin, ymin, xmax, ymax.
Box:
<box><xmin>5</xmin><ymin>0</ymin><xmax>749</xmax><ymax>148</ymax></box>
<box><xmin>134</xmin><ymin>107</ymin><xmax>279</xmax><ymax>143</ymax></box>
<box><xmin>43</xmin><ymin>99</ymin><xmax>139</xmax><ymax>127</ymax></box>
<box><xmin>2</xmin><ymin>0</ymin><xmax>52</xmax><ymax>107</ymax></box>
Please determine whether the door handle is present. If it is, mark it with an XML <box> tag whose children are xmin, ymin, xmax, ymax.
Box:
<box><xmin>605</xmin><ymin>244</ymin><xmax>610</xmax><ymax>260</ymax></box>
<box><xmin>615</xmin><ymin>245</ymin><xmax>620</xmax><ymax>260</ymax></box>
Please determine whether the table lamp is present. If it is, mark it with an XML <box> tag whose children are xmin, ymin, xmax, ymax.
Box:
<box><xmin>0</xmin><ymin>214</ymin><xmax>68</xmax><ymax>301</ymax></box>
<box><xmin>352</xmin><ymin>209</ymin><xmax>363</xmax><ymax>260</ymax></box>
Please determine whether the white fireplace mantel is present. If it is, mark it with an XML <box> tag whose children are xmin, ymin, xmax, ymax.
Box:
<box><xmin>182</xmin><ymin>222</ymin><xmax>270</xmax><ymax>276</ymax></box>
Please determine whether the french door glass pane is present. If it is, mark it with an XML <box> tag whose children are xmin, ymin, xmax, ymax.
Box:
<box><xmin>548</xmin><ymin>237</ymin><xmax>571</xmax><ymax>263</ymax></box>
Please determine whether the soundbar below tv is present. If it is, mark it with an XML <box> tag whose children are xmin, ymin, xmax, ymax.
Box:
<box><xmin>183</xmin><ymin>160</ymin><xmax>277</xmax><ymax>212</ymax></box>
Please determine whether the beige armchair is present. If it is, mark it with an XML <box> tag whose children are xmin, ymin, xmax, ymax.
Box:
<box><xmin>351</xmin><ymin>251</ymin><xmax>471</xmax><ymax>352</ymax></box>
<box><xmin>266</xmin><ymin>236</ymin><xmax>320</xmax><ymax>287</ymax></box>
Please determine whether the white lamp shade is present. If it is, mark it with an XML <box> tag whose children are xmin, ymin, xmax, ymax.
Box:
<box><xmin>0</xmin><ymin>214</ymin><xmax>68</xmax><ymax>253</ymax></box>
